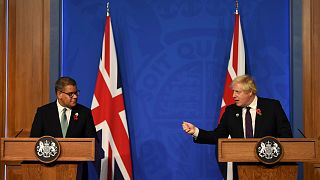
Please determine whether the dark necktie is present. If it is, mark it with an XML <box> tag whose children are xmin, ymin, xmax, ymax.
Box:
<box><xmin>61</xmin><ymin>108</ymin><xmax>68</xmax><ymax>137</ymax></box>
<box><xmin>245</xmin><ymin>107</ymin><xmax>253</xmax><ymax>138</ymax></box>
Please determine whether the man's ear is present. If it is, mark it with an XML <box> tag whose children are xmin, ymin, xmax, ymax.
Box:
<box><xmin>249</xmin><ymin>91</ymin><xmax>253</xmax><ymax>96</ymax></box>
<box><xmin>57</xmin><ymin>91</ymin><xmax>62</xmax><ymax>99</ymax></box>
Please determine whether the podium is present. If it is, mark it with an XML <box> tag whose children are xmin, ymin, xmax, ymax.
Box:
<box><xmin>218</xmin><ymin>138</ymin><xmax>318</xmax><ymax>180</ymax></box>
<box><xmin>0</xmin><ymin>138</ymin><xmax>95</xmax><ymax>180</ymax></box>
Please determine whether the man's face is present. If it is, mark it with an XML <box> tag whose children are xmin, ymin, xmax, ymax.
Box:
<box><xmin>57</xmin><ymin>85</ymin><xmax>78</xmax><ymax>108</ymax></box>
<box><xmin>232</xmin><ymin>83</ymin><xmax>253</xmax><ymax>107</ymax></box>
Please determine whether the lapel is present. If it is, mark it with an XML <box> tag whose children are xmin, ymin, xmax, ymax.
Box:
<box><xmin>233</xmin><ymin>106</ymin><xmax>244</xmax><ymax>137</ymax></box>
<box><xmin>254</xmin><ymin>97</ymin><xmax>263</xmax><ymax>138</ymax></box>
<box><xmin>67</xmin><ymin>105</ymin><xmax>79</xmax><ymax>137</ymax></box>
<box><xmin>51</xmin><ymin>102</ymin><xmax>64</xmax><ymax>137</ymax></box>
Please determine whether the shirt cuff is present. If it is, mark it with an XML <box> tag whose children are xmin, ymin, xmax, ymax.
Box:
<box><xmin>192</xmin><ymin>127</ymin><xmax>199</xmax><ymax>138</ymax></box>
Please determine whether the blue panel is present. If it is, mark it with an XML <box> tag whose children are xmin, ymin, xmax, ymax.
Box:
<box><xmin>62</xmin><ymin>0</ymin><xmax>290</xmax><ymax>179</ymax></box>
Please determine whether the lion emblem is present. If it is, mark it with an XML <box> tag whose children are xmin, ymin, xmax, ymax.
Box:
<box><xmin>36</xmin><ymin>140</ymin><xmax>58</xmax><ymax>158</ymax></box>
<box><xmin>258</xmin><ymin>140</ymin><xmax>280</xmax><ymax>159</ymax></box>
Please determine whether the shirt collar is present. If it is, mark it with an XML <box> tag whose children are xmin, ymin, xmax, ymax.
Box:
<box><xmin>243</xmin><ymin>95</ymin><xmax>258</xmax><ymax>110</ymax></box>
<box><xmin>56</xmin><ymin>100</ymin><xmax>70</xmax><ymax>113</ymax></box>
<box><xmin>246</xmin><ymin>96</ymin><xmax>258</xmax><ymax>110</ymax></box>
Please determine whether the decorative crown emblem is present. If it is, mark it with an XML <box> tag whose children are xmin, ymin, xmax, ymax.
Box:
<box><xmin>37</xmin><ymin>140</ymin><xmax>58</xmax><ymax>158</ymax></box>
<box><xmin>255</xmin><ymin>136</ymin><xmax>283</xmax><ymax>164</ymax></box>
<box><xmin>35</xmin><ymin>136</ymin><xmax>61</xmax><ymax>163</ymax></box>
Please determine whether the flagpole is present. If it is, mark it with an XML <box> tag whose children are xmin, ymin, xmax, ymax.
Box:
<box><xmin>235</xmin><ymin>0</ymin><xmax>239</xmax><ymax>14</ymax></box>
<box><xmin>106</xmin><ymin>2</ymin><xmax>109</xmax><ymax>16</ymax></box>
<box><xmin>91</xmin><ymin>1</ymin><xmax>133</xmax><ymax>179</ymax></box>
<box><xmin>224</xmin><ymin>1</ymin><xmax>245</xmax><ymax>179</ymax></box>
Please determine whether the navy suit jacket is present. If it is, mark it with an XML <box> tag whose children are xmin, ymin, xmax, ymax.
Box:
<box><xmin>30</xmin><ymin>101</ymin><xmax>97</xmax><ymax>138</ymax></box>
<box><xmin>30</xmin><ymin>101</ymin><xmax>100</xmax><ymax>180</ymax></box>
<box><xmin>195</xmin><ymin>97</ymin><xmax>293</xmax><ymax>144</ymax></box>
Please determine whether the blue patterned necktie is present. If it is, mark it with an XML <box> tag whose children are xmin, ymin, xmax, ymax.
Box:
<box><xmin>61</xmin><ymin>108</ymin><xmax>68</xmax><ymax>137</ymax></box>
<box><xmin>245</xmin><ymin>107</ymin><xmax>253</xmax><ymax>138</ymax></box>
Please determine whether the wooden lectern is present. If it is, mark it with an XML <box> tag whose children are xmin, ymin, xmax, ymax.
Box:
<box><xmin>218</xmin><ymin>138</ymin><xmax>318</xmax><ymax>180</ymax></box>
<box><xmin>0</xmin><ymin>138</ymin><xmax>95</xmax><ymax>180</ymax></box>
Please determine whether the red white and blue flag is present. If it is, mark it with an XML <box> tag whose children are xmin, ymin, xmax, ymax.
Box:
<box><xmin>91</xmin><ymin>9</ymin><xmax>133</xmax><ymax>180</ymax></box>
<box><xmin>219</xmin><ymin>8</ymin><xmax>245</xmax><ymax>180</ymax></box>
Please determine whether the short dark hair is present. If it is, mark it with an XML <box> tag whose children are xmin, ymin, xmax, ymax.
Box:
<box><xmin>55</xmin><ymin>77</ymin><xmax>77</xmax><ymax>93</ymax></box>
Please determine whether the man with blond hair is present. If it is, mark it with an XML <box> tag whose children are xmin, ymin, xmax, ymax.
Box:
<box><xmin>182</xmin><ymin>75</ymin><xmax>292</xmax><ymax>179</ymax></box>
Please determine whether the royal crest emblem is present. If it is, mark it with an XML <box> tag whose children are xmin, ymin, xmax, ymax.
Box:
<box><xmin>34</xmin><ymin>136</ymin><xmax>61</xmax><ymax>163</ymax></box>
<box><xmin>37</xmin><ymin>140</ymin><xmax>58</xmax><ymax>157</ymax></box>
<box><xmin>255</xmin><ymin>136</ymin><xmax>283</xmax><ymax>164</ymax></box>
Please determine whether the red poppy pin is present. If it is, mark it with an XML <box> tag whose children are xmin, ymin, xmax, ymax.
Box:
<box><xmin>256</xmin><ymin>109</ymin><xmax>262</xmax><ymax>116</ymax></box>
<box><xmin>74</xmin><ymin>113</ymin><xmax>79</xmax><ymax>121</ymax></box>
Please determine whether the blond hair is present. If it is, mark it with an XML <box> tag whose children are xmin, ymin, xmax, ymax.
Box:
<box><xmin>231</xmin><ymin>75</ymin><xmax>257</xmax><ymax>94</ymax></box>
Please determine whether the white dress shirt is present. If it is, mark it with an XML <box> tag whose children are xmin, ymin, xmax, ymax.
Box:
<box><xmin>56</xmin><ymin>100</ymin><xmax>71</xmax><ymax>124</ymax></box>
<box><xmin>242</xmin><ymin>96</ymin><xmax>258</xmax><ymax>137</ymax></box>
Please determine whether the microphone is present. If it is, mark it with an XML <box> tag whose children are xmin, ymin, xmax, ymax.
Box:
<box><xmin>15</xmin><ymin>129</ymin><xmax>24</xmax><ymax>137</ymax></box>
<box><xmin>297</xmin><ymin>128</ymin><xmax>306</xmax><ymax>138</ymax></box>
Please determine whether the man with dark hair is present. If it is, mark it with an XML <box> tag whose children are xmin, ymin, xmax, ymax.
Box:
<box><xmin>30</xmin><ymin>76</ymin><xmax>98</xmax><ymax>179</ymax></box>
<box><xmin>31</xmin><ymin>76</ymin><xmax>96</xmax><ymax>138</ymax></box>
<box><xmin>182</xmin><ymin>75</ymin><xmax>293</xmax><ymax>179</ymax></box>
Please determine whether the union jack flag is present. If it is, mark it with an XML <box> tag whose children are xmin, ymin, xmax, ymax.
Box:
<box><xmin>91</xmin><ymin>7</ymin><xmax>133</xmax><ymax>180</ymax></box>
<box><xmin>219</xmin><ymin>7</ymin><xmax>245</xmax><ymax>180</ymax></box>
<box><xmin>219</xmin><ymin>8</ymin><xmax>245</xmax><ymax>122</ymax></box>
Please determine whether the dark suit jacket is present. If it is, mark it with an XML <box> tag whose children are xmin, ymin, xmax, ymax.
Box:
<box><xmin>30</xmin><ymin>101</ymin><xmax>99</xmax><ymax>180</ymax></box>
<box><xmin>30</xmin><ymin>101</ymin><xmax>97</xmax><ymax>138</ymax></box>
<box><xmin>194</xmin><ymin>97</ymin><xmax>293</xmax><ymax>180</ymax></box>
<box><xmin>195</xmin><ymin>97</ymin><xmax>293</xmax><ymax>144</ymax></box>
